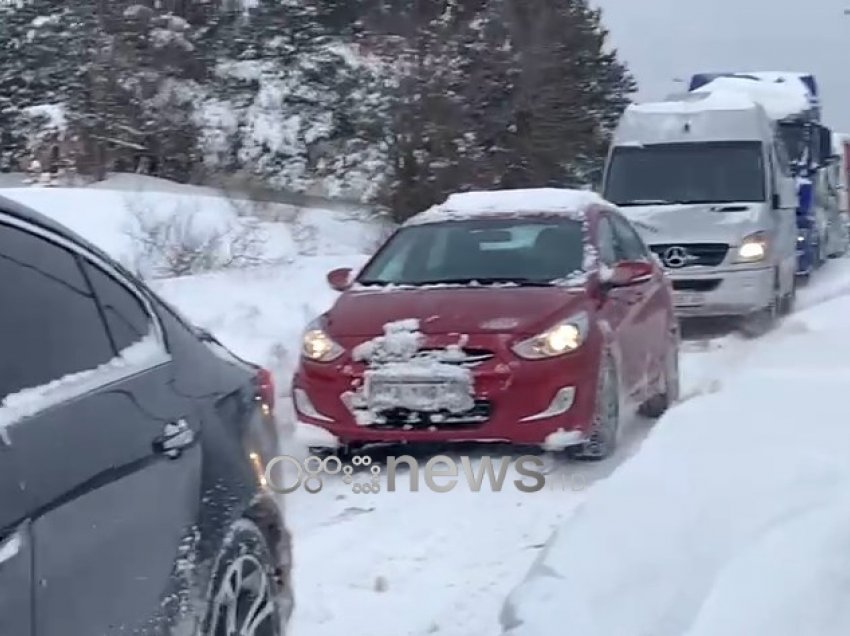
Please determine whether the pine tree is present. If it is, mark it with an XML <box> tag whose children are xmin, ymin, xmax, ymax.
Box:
<box><xmin>377</xmin><ymin>0</ymin><xmax>636</xmax><ymax>221</ymax></box>
<box><xmin>198</xmin><ymin>0</ymin><xmax>392</xmax><ymax>198</ymax></box>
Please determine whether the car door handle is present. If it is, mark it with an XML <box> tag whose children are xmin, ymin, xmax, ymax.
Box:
<box><xmin>153</xmin><ymin>419</ymin><xmax>195</xmax><ymax>459</ymax></box>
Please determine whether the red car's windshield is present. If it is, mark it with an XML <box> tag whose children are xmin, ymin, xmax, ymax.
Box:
<box><xmin>358</xmin><ymin>218</ymin><xmax>587</xmax><ymax>286</ymax></box>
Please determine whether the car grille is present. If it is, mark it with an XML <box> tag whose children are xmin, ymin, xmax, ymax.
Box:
<box><xmin>417</xmin><ymin>347</ymin><xmax>495</xmax><ymax>368</ymax></box>
<box><xmin>369</xmin><ymin>399</ymin><xmax>491</xmax><ymax>430</ymax></box>
<box><xmin>671</xmin><ymin>279</ymin><xmax>721</xmax><ymax>292</ymax></box>
<box><xmin>650</xmin><ymin>243</ymin><xmax>729</xmax><ymax>268</ymax></box>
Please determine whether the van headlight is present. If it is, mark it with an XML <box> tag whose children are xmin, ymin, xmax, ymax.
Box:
<box><xmin>301</xmin><ymin>318</ymin><xmax>344</xmax><ymax>362</ymax></box>
<box><xmin>736</xmin><ymin>231</ymin><xmax>768</xmax><ymax>262</ymax></box>
<box><xmin>512</xmin><ymin>312</ymin><xmax>589</xmax><ymax>359</ymax></box>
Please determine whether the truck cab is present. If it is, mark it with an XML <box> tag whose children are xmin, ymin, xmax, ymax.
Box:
<box><xmin>602</xmin><ymin>90</ymin><xmax>798</xmax><ymax>336</ymax></box>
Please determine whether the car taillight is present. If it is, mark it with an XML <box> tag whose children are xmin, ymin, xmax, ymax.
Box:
<box><xmin>255</xmin><ymin>368</ymin><xmax>275</xmax><ymax>414</ymax></box>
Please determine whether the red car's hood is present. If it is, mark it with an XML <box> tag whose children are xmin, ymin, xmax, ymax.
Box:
<box><xmin>325</xmin><ymin>287</ymin><xmax>589</xmax><ymax>337</ymax></box>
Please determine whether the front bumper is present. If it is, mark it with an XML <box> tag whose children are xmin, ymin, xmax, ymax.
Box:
<box><xmin>667</xmin><ymin>266</ymin><xmax>774</xmax><ymax>318</ymax></box>
<box><xmin>291</xmin><ymin>336</ymin><xmax>602</xmax><ymax>449</ymax></box>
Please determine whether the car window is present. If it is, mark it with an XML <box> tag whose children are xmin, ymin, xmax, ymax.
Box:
<box><xmin>0</xmin><ymin>222</ymin><xmax>115</xmax><ymax>402</ymax></box>
<box><xmin>596</xmin><ymin>217</ymin><xmax>617</xmax><ymax>265</ymax></box>
<box><xmin>609</xmin><ymin>213</ymin><xmax>650</xmax><ymax>261</ymax></box>
<box><xmin>359</xmin><ymin>218</ymin><xmax>586</xmax><ymax>284</ymax></box>
<box><xmin>82</xmin><ymin>261</ymin><xmax>152</xmax><ymax>352</ymax></box>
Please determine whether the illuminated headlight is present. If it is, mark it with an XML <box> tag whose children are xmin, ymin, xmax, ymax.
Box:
<box><xmin>736</xmin><ymin>232</ymin><xmax>768</xmax><ymax>262</ymax></box>
<box><xmin>797</xmin><ymin>231</ymin><xmax>806</xmax><ymax>243</ymax></box>
<box><xmin>512</xmin><ymin>312</ymin><xmax>589</xmax><ymax>359</ymax></box>
<box><xmin>301</xmin><ymin>318</ymin><xmax>344</xmax><ymax>362</ymax></box>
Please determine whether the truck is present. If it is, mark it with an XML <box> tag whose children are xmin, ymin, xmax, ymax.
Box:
<box><xmin>688</xmin><ymin>72</ymin><xmax>839</xmax><ymax>278</ymax></box>
<box><xmin>828</xmin><ymin>131</ymin><xmax>850</xmax><ymax>255</ymax></box>
<box><xmin>601</xmin><ymin>88</ymin><xmax>799</xmax><ymax>336</ymax></box>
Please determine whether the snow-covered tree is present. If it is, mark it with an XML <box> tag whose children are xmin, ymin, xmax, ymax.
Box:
<box><xmin>374</xmin><ymin>0</ymin><xmax>636</xmax><ymax>221</ymax></box>
<box><xmin>195</xmin><ymin>0</ymin><xmax>392</xmax><ymax>199</ymax></box>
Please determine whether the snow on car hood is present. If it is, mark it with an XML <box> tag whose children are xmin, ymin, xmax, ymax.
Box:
<box><xmin>620</xmin><ymin>203</ymin><xmax>764</xmax><ymax>246</ymax></box>
<box><xmin>325</xmin><ymin>286</ymin><xmax>588</xmax><ymax>337</ymax></box>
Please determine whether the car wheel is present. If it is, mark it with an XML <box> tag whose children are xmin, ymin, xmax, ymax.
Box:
<box><xmin>203</xmin><ymin>520</ymin><xmax>285</xmax><ymax>636</ymax></box>
<box><xmin>568</xmin><ymin>356</ymin><xmax>619</xmax><ymax>461</ymax></box>
<box><xmin>638</xmin><ymin>329</ymin><xmax>680</xmax><ymax>419</ymax></box>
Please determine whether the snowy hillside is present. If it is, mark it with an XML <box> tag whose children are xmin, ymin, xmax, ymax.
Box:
<box><xmin>0</xmin><ymin>176</ymin><xmax>388</xmax><ymax>417</ymax></box>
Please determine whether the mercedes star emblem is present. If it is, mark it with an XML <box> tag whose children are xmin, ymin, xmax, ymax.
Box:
<box><xmin>662</xmin><ymin>246</ymin><xmax>689</xmax><ymax>268</ymax></box>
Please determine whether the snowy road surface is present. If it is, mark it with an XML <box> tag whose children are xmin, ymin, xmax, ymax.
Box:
<box><xmin>280</xmin><ymin>265</ymin><xmax>850</xmax><ymax>636</ymax></box>
<box><xmin>4</xmin><ymin>180</ymin><xmax>847</xmax><ymax>636</ymax></box>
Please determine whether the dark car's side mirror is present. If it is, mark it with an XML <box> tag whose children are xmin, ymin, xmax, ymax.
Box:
<box><xmin>602</xmin><ymin>261</ymin><xmax>654</xmax><ymax>289</ymax></box>
<box><xmin>327</xmin><ymin>267</ymin><xmax>353</xmax><ymax>292</ymax></box>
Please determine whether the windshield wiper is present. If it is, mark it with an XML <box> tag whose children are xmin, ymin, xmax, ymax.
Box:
<box><xmin>615</xmin><ymin>199</ymin><xmax>672</xmax><ymax>206</ymax></box>
<box><xmin>404</xmin><ymin>277</ymin><xmax>557</xmax><ymax>287</ymax></box>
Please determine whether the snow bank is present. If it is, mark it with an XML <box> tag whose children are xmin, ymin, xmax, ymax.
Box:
<box><xmin>1</xmin><ymin>176</ymin><xmax>385</xmax><ymax>277</ymax></box>
<box><xmin>406</xmin><ymin>188</ymin><xmax>607</xmax><ymax>226</ymax></box>
<box><xmin>500</xmin><ymin>289</ymin><xmax>850</xmax><ymax>636</ymax></box>
<box><xmin>693</xmin><ymin>77</ymin><xmax>810</xmax><ymax>120</ymax></box>
<box><xmin>1</xmin><ymin>177</ymin><xmax>386</xmax><ymax>409</ymax></box>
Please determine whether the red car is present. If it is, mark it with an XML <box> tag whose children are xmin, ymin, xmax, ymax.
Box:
<box><xmin>292</xmin><ymin>188</ymin><xmax>679</xmax><ymax>460</ymax></box>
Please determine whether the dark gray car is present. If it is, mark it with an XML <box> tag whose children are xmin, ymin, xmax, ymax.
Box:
<box><xmin>0</xmin><ymin>195</ymin><xmax>292</xmax><ymax>635</ymax></box>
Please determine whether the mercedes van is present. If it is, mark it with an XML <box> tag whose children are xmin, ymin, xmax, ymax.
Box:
<box><xmin>602</xmin><ymin>90</ymin><xmax>799</xmax><ymax>335</ymax></box>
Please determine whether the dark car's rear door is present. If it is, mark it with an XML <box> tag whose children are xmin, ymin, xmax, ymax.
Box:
<box><xmin>0</xmin><ymin>463</ymin><xmax>33</xmax><ymax>636</ymax></box>
<box><xmin>0</xmin><ymin>215</ymin><xmax>202</xmax><ymax>635</ymax></box>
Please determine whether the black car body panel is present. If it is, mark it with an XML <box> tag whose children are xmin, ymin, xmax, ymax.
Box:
<box><xmin>0</xmin><ymin>195</ymin><xmax>291</xmax><ymax>635</ymax></box>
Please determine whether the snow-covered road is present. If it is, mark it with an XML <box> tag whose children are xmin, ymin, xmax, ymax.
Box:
<box><xmin>281</xmin><ymin>261</ymin><xmax>850</xmax><ymax>636</ymax></box>
<box><xmin>6</xmin><ymin>179</ymin><xmax>847</xmax><ymax>636</ymax></box>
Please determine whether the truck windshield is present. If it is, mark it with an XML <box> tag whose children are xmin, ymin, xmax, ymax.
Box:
<box><xmin>604</xmin><ymin>141</ymin><xmax>765</xmax><ymax>205</ymax></box>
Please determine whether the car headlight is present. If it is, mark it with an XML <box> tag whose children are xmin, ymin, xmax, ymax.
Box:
<box><xmin>301</xmin><ymin>318</ymin><xmax>344</xmax><ymax>362</ymax></box>
<box><xmin>736</xmin><ymin>231</ymin><xmax>768</xmax><ymax>262</ymax></box>
<box><xmin>512</xmin><ymin>312</ymin><xmax>590</xmax><ymax>360</ymax></box>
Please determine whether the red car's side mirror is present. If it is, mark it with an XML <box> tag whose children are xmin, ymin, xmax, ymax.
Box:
<box><xmin>605</xmin><ymin>261</ymin><xmax>654</xmax><ymax>288</ymax></box>
<box><xmin>326</xmin><ymin>267</ymin><xmax>353</xmax><ymax>292</ymax></box>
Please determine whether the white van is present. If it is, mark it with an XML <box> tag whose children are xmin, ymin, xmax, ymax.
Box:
<box><xmin>602</xmin><ymin>90</ymin><xmax>799</xmax><ymax>335</ymax></box>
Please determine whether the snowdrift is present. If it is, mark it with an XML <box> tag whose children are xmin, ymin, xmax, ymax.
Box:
<box><xmin>0</xmin><ymin>175</ymin><xmax>386</xmax><ymax>405</ymax></box>
<box><xmin>500</xmin><ymin>293</ymin><xmax>850</xmax><ymax>636</ymax></box>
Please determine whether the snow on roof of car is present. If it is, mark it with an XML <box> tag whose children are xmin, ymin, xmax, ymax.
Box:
<box><xmin>692</xmin><ymin>77</ymin><xmax>810</xmax><ymax>120</ymax></box>
<box><xmin>628</xmin><ymin>89</ymin><xmax>759</xmax><ymax>114</ymax></box>
<box><xmin>404</xmin><ymin>188</ymin><xmax>608</xmax><ymax>226</ymax></box>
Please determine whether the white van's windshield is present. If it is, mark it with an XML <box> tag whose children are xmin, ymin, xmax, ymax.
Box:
<box><xmin>604</xmin><ymin>141</ymin><xmax>765</xmax><ymax>205</ymax></box>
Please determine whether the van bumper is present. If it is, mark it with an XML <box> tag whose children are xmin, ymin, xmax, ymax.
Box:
<box><xmin>667</xmin><ymin>266</ymin><xmax>774</xmax><ymax>318</ymax></box>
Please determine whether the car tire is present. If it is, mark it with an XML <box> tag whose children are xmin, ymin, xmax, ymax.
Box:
<box><xmin>638</xmin><ymin>327</ymin><xmax>680</xmax><ymax>419</ymax></box>
<box><xmin>568</xmin><ymin>356</ymin><xmax>620</xmax><ymax>461</ymax></box>
<box><xmin>202</xmin><ymin>519</ymin><xmax>286</xmax><ymax>636</ymax></box>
